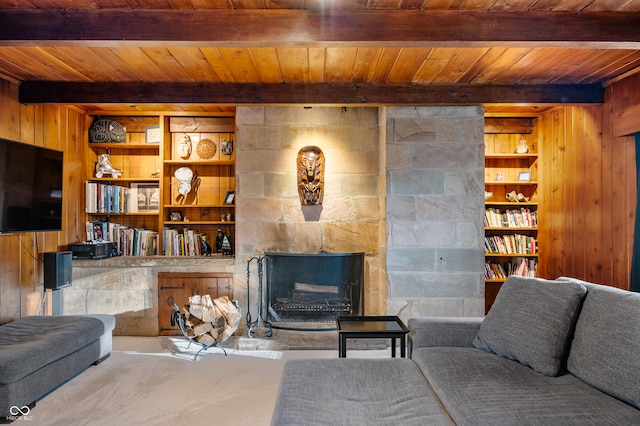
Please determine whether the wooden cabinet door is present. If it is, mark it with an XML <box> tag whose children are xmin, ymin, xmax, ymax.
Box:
<box><xmin>158</xmin><ymin>272</ymin><xmax>233</xmax><ymax>335</ymax></box>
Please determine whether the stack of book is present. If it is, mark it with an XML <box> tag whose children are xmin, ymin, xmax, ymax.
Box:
<box><xmin>484</xmin><ymin>207</ymin><xmax>538</xmax><ymax>228</ymax></box>
<box><xmin>485</xmin><ymin>258</ymin><xmax>538</xmax><ymax>280</ymax></box>
<box><xmin>162</xmin><ymin>227</ymin><xmax>210</xmax><ymax>256</ymax></box>
<box><xmin>85</xmin><ymin>221</ymin><xmax>158</xmax><ymax>256</ymax></box>
<box><xmin>484</xmin><ymin>234</ymin><xmax>537</xmax><ymax>254</ymax></box>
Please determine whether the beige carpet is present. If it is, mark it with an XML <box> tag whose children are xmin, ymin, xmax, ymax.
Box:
<box><xmin>28</xmin><ymin>336</ymin><xmax>390</xmax><ymax>426</ymax></box>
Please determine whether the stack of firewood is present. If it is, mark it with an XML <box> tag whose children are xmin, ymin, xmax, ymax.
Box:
<box><xmin>183</xmin><ymin>295</ymin><xmax>240</xmax><ymax>346</ymax></box>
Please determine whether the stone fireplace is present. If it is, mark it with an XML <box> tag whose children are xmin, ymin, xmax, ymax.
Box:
<box><xmin>265</xmin><ymin>252</ymin><xmax>364</xmax><ymax>328</ymax></box>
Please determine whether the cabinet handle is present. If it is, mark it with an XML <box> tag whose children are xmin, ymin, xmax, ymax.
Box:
<box><xmin>208</xmin><ymin>285</ymin><xmax>232</xmax><ymax>291</ymax></box>
<box><xmin>160</xmin><ymin>284</ymin><xmax>185</xmax><ymax>290</ymax></box>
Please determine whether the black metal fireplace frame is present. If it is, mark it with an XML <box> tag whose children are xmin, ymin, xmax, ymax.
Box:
<box><xmin>264</xmin><ymin>252</ymin><xmax>364</xmax><ymax>331</ymax></box>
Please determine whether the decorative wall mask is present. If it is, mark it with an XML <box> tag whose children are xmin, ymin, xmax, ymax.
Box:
<box><xmin>178</xmin><ymin>135</ymin><xmax>192</xmax><ymax>159</ymax></box>
<box><xmin>89</xmin><ymin>118</ymin><xmax>126</xmax><ymax>143</ymax></box>
<box><xmin>297</xmin><ymin>146</ymin><xmax>324</xmax><ymax>205</ymax></box>
<box><xmin>221</xmin><ymin>139</ymin><xmax>234</xmax><ymax>155</ymax></box>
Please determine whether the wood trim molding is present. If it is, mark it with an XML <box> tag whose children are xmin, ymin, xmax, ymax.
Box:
<box><xmin>0</xmin><ymin>10</ymin><xmax>639</xmax><ymax>48</ymax></box>
<box><xmin>612</xmin><ymin>103</ymin><xmax>640</xmax><ymax>137</ymax></box>
<box><xmin>18</xmin><ymin>82</ymin><xmax>604</xmax><ymax>106</ymax></box>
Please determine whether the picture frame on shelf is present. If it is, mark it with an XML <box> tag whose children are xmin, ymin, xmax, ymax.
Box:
<box><xmin>518</xmin><ymin>172</ymin><xmax>531</xmax><ymax>181</ymax></box>
<box><xmin>131</xmin><ymin>183</ymin><xmax>160</xmax><ymax>212</ymax></box>
<box><xmin>223</xmin><ymin>191</ymin><xmax>235</xmax><ymax>205</ymax></box>
<box><xmin>169</xmin><ymin>211</ymin><xmax>182</xmax><ymax>222</ymax></box>
<box><xmin>145</xmin><ymin>126</ymin><xmax>161</xmax><ymax>144</ymax></box>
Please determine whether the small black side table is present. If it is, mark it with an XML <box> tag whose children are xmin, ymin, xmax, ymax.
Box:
<box><xmin>336</xmin><ymin>316</ymin><xmax>409</xmax><ymax>358</ymax></box>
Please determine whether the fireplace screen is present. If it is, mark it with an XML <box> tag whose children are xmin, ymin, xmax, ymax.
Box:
<box><xmin>265</xmin><ymin>252</ymin><xmax>363</xmax><ymax>328</ymax></box>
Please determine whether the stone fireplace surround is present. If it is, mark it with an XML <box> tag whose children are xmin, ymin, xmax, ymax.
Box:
<box><xmin>67</xmin><ymin>106</ymin><xmax>485</xmax><ymax>336</ymax></box>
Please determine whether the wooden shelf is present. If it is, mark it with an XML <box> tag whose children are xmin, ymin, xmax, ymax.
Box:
<box><xmin>85</xmin><ymin>112</ymin><xmax>236</xmax><ymax>257</ymax></box>
<box><xmin>163</xmin><ymin>221</ymin><xmax>234</xmax><ymax>225</ymax></box>
<box><xmin>485</xmin><ymin>154</ymin><xmax>537</xmax><ymax>159</ymax></box>
<box><xmin>89</xmin><ymin>178</ymin><xmax>160</xmax><ymax>183</ymax></box>
<box><xmin>164</xmin><ymin>204</ymin><xmax>234</xmax><ymax>209</ymax></box>
<box><xmin>164</xmin><ymin>160</ymin><xmax>234</xmax><ymax>165</ymax></box>
<box><xmin>485</xmin><ymin>180</ymin><xmax>537</xmax><ymax>185</ymax></box>
<box><xmin>485</xmin><ymin>202</ymin><xmax>538</xmax><ymax>207</ymax></box>
<box><xmin>485</xmin><ymin>227</ymin><xmax>537</xmax><ymax>231</ymax></box>
<box><xmin>88</xmin><ymin>212</ymin><xmax>159</xmax><ymax>216</ymax></box>
<box><xmin>485</xmin><ymin>253</ymin><xmax>538</xmax><ymax>257</ymax></box>
<box><xmin>89</xmin><ymin>143</ymin><xmax>159</xmax><ymax>150</ymax></box>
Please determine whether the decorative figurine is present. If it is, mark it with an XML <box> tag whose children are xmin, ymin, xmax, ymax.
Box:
<box><xmin>89</xmin><ymin>118</ymin><xmax>126</xmax><ymax>143</ymax></box>
<box><xmin>215</xmin><ymin>229</ymin><xmax>232</xmax><ymax>256</ymax></box>
<box><xmin>297</xmin><ymin>145</ymin><xmax>324</xmax><ymax>205</ymax></box>
<box><xmin>200</xmin><ymin>235</ymin><xmax>212</xmax><ymax>256</ymax></box>
<box><xmin>515</xmin><ymin>135</ymin><xmax>530</xmax><ymax>154</ymax></box>
<box><xmin>196</xmin><ymin>138</ymin><xmax>216</xmax><ymax>160</ymax></box>
<box><xmin>506</xmin><ymin>190</ymin><xmax>530</xmax><ymax>203</ymax></box>
<box><xmin>174</xmin><ymin>166</ymin><xmax>194</xmax><ymax>196</ymax></box>
<box><xmin>95</xmin><ymin>153</ymin><xmax>123</xmax><ymax>178</ymax></box>
<box><xmin>177</xmin><ymin>134</ymin><xmax>192</xmax><ymax>159</ymax></box>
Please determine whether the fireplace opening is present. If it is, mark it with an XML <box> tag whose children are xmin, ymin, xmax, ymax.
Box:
<box><xmin>265</xmin><ymin>252</ymin><xmax>364</xmax><ymax>330</ymax></box>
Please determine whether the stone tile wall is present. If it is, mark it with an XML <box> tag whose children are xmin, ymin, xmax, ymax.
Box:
<box><xmin>384</xmin><ymin>107</ymin><xmax>485</xmax><ymax>320</ymax></box>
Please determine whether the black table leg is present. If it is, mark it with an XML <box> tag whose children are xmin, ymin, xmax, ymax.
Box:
<box><xmin>339</xmin><ymin>333</ymin><xmax>346</xmax><ymax>358</ymax></box>
<box><xmin>391</xmin><ymin>337</ymin><xmax>396</xmax><ymax>357</ymax></box>
<box><xmin>400</xmin><ymin>336</ymin><xmax>406</xmax><ymax>358</ymax></box>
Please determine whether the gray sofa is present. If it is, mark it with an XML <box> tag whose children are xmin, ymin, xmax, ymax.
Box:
<box><xmin>271</xmin><ymin>276</ymin><xmax>640</xmax><ymax>425</ymax></box>
<box><xmin>0</xmin><ymin>314</ymin><xmax>115</xmax><ymax>420</ymax></box>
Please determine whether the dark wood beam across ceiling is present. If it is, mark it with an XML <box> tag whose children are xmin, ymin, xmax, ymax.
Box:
<box><xmin>19</xmin><ymin>82</ymin><xmax>604</xmax><ymax>106</ymax></box>
<box><xmin>0</xmin><ymin>9</ymin><xmax>639</xmax><ymax>48</ymax></box>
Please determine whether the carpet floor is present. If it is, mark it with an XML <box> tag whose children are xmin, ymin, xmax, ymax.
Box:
<box><xmin>27</xmin><ymin>336</ymin><xmax>390</xmax><ymax>426</ymax></box>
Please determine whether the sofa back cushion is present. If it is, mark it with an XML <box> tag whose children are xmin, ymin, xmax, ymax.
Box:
<box><xmin>473</xmin><ymin>276</ymin><xmax>587</xmax><ymax>376</ymax></box>
<box><xmin>565</xmin><ymin>282</ymin><xmax>640</xmax><ymax>409</ymax></box>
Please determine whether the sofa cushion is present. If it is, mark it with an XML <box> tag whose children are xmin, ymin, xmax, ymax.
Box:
<box><xmin>0</xmin><ymin>316</ymin><xmax>106</xmax><ymax>384</ymax></box>
<box><xmin>412</xmin><ymin>347</ymin><xmax>640</xmax><ymax>425</ymax></box>
<box><xmin>565</xmin><ymin>283</ymin><xmax>640</xmax><ymax>409</ymax></box>
<box><xmin>473</xmin><ymin>276</ymin><xmax>586</xmax><ymax>376</ymax></box>
<box><xmin>271</xmin><ymin>358</ymin><xmax>452</xmax><ymax>426</ymax></box>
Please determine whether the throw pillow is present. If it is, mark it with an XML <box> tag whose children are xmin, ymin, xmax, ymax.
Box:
<box><xmin>473</xmin><ymin>275</ymin><xmax>587</xmax><ymax>376</ymax></box>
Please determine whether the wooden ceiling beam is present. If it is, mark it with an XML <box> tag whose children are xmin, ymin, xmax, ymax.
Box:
<box><xmin>0</xmin><ymin>9</ymin><xmax>639</xmax><ymax>48</ymax></box>
<box><xmin>18</xmin><ymin>82</ymin><xmax>604</xmax><ymax>105</ymax></box>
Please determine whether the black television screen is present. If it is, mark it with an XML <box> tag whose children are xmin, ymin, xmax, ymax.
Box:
<box><xmin>0</xmin><ymin>138</ymin><xmax>64</xmax><ymax>233</ymax></box>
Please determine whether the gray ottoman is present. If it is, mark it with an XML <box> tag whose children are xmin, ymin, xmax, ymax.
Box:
<box><xmin>271</xmin><ymin>358</ymin><xmax>451</xmax><ymax>425</ymax></box>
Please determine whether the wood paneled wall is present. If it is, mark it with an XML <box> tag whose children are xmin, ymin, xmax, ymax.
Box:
<box><xmin>538</xmin><ymin>73</ymin><xmax>640</xmax><ymax>290</ymax></box>
<box><xmin>0</xmin><ymin>80</ymin><xmax>86</xmax><ymax>322</ymax></box>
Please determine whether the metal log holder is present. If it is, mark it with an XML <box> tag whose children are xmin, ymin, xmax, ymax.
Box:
<box><xmin>246</xmin><ymin>256</ymin><xmax>273</xmax><ymax>338</ymax></box>
<box><xmin>170</xmin><ymin>303</ymin><xmax>238</xmax><ymax>360</ymax></box>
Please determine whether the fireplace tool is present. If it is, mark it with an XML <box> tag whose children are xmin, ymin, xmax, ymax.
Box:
<box><xmin>246</xmin><ymin>256</ymin><xmax>272</xmax><ymax>338</ymax></box>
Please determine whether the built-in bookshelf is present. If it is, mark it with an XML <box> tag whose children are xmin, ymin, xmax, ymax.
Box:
<box><xmin>84</xmin><ymin>113</ymin><xmax>235</xmax><ymax>257</ymax></box>
<box><xmin>484</xmin><ymin>116</ymin><xmax>540</xmax><ymax>313</ymax></box>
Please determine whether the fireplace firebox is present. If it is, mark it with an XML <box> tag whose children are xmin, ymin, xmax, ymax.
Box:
<box><xmin>265</xmin><ymin>252</ymin><xmax>364</xmax><ymax>329</ymax></box>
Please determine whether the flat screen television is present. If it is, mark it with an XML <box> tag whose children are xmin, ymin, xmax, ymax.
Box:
<box><xmin>0</xmin><ymin>137</ymin><xmax>64</xmax><ymax>233</ymax></box>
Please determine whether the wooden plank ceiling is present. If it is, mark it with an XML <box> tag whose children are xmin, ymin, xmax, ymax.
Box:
<box><xmin>0</xmin><ymin>0</ymin><xmax>639</xmax><ymax>114</ymax></box>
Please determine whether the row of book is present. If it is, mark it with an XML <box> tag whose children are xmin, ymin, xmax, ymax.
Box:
<box><xmin>485</xmin><ymin>207</ymin><xmax>538</xmax><ymax>228</ymax></box>
<box><xmin>162</xmin><ymin>227</ymin><xmax>211</xmax><ymax>257</ymax></box>
<box><xmin>85</xmin><ymin>182</ymin><xmax>159</xmax><ymax>214</ymax></box>
<box><xmin>85</xmin><ymin>221</ymin><xmax>158</xmax><ymax>256</ymax></box>
<box><xmin>485</xmin><ymin>234</ymin><xmax>537</xmax><ymax>255</ymax></box>
<box><xmin>485</xmin><ymin>258</ymin><xmax>538</xmax><ymax>280</ymax></box>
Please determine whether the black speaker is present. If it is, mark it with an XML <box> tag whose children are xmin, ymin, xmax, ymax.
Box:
<box><xmin>44</xmin><ymin>251</ymin><xmax>73</xmax><ymax>290</ymax></box>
